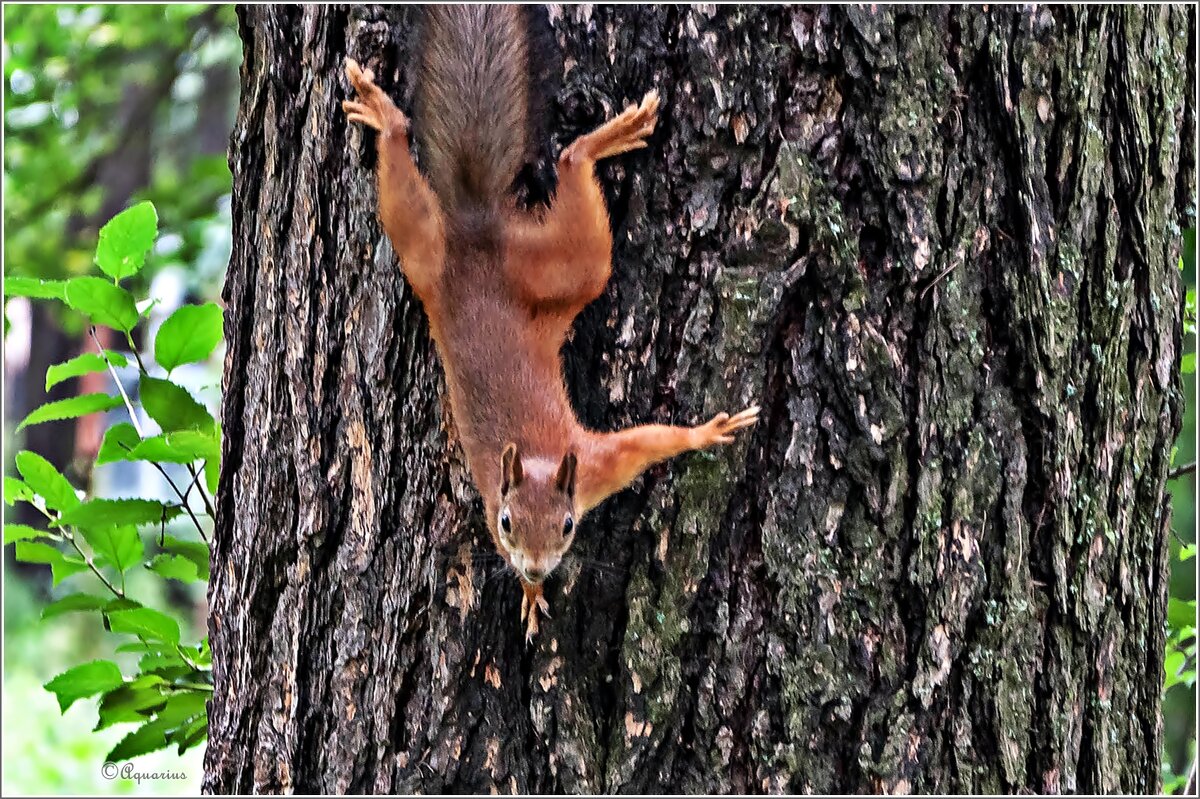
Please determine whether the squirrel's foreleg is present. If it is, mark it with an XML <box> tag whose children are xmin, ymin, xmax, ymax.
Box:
<box><xmin>577</xmin><ymin>406</ymin><xmax>760</xmax><ymax>512</ymax></box>
<box><xmin>343</xmin><ymin>59</ymin><xmax>444</xmax><ymax>300</ymax></box>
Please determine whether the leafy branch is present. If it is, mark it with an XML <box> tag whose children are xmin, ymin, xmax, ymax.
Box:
<box><xmin>4</xmin><ymin>201</ymin><xmax>220</xmax><ymax>762</ymax></box>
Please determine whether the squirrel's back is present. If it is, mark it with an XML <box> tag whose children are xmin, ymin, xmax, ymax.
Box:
<box><xmin>417</xmin><ymin>5</ymin><xmax>559</xmax><ymax>216</ymax></box>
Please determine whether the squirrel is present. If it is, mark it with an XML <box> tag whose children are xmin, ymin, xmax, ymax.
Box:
<box><xmin>343</xmin><ymin>5</ymin><xmax>758</xmax><ymax>640</ymax></box>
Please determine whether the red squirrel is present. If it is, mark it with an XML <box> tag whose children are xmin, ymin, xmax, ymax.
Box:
<box><xmin>343</xmin><ymin>6</ymin><xmax>758</xmax><ymax>639</ymax></box>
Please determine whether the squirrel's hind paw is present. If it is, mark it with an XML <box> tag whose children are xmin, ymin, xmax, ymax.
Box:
<box><xmin>342</xmin><ymin>58</ymin><xmax>407</xmax><ymax>135</ymax></box>
<box><xmin>342</xmin><ymin>100</ymin><xmax>381</xmax><ymax>132</ymax></box>
<box><xmin>570</xmin><ymin>88</ymin><xmax>661</xmax><ymax>163</ymax></box>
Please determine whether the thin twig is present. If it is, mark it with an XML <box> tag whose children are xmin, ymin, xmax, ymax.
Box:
<box><xmin>95</xmin><ymin>328</ymin><xmax>212</xmax><ymax>543</ymax></box>
<box><xmin>1169</xmin><ymin>461</ymin><xmax>1196</xmax><ymax>480</ymax></box>
<box><xmin>92</xmin><ymin>327</ymin><xmax>144</xmax><ymax>437</ymax></box>
<box><xmin>184</xmin><ymin>463</ymin><xmax>217</xmax><ymax>520</ymax></box>
<box><xmin>173</xmin><ymin>643</ymin><xmax>205</xmax><ymax>672</ymax></box>
<box><xmin>161</xmin><ymin>681</ymin><xmax>213</xmax><ymax>693</ymax></box>
<box><xmin>63</xmin><ymin>531</ymin><xmax>125</xmax><ymax>597</ymax></box>
<box><xmin>124</xmin><ymin>330</ymin><xmax>148</xmax><ymax>375</ymax></box>
<box><xmin>144</xmin><ymin>455</ymin><xmax>211</xmax><ymax>546</ymax></box>
<box><xmin>920</xmin><ymin>261</ymin><xmax>961</xmax><ymax>301</ymax></box>
<box><xmin>32</xmin><ymin>502</ymin><xmax>125</xmax><ymax>599</ymax></box>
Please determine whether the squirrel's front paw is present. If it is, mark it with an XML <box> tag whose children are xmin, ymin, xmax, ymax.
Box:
<box><xmin>696</xmin><ymin>405</ymin><xmax>761</xmax><ymax>448</ymax></box>
<box><xmin>342</xmin><ymin>57</ymin><xmax>407</xmax><ymax>135</ymax></box>
<box><xmin>520</xmin><ymin>580</ymin><xmax>551</xmax><ymax>643</ymax></box>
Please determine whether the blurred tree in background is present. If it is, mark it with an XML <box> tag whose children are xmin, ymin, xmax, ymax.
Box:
<box><xmin>3</xmin><ymin>5</ymin><xmax>238</xmax><ymax>794</ymax></box>
<box><xmin>4</xmin><ymin>4</ymin><xmax>237</xmax><ymax>486</ymax></box>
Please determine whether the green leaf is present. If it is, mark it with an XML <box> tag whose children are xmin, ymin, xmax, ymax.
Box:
<box><xmin>95</xmin><ymin>201</ymin><xmax>158</xmax><ymax>281</ymax></box>
<box><xmin>1183</xmin><ymin>352</ymin><xmax>1196</xmax><ymax>375</ymax></box>
<box><xmin>138</xmin><ymin>650</ymin><xmax>186</xmax><ymax>674</ymax></box>
<box><xmin>145</xmin><ymin>553</ymin><xmax>201</xmax><ymax>583</ymax></box>
<box><xmin>129</xmin><ymin>429</ymin><xmax>219</xmax><ymax>464</ymax></box>
<box><xmin>155</xmin><ymin>302</ymin><xmax>223</xmax><ymax>373</ymax></box>
<box><xmin>3</xmin><ymin>276</ymin><xmax>68</xmax><ymax>301</ymax></box>
<box><xmin>104</xmin><ymin>598</ymin><xmax>143</xmax><ymax>616</ymax></box>
<box><xmin>96</xmin><ymin>423</ymin><xmax>141</xmax><ymax>465</ymax></box>
<box><xmin>204</xmin><ymin>421</ymin><xmax>222</xmax><ymax>495</ymax></box>
<box><xmin>1180</xmin><ymin>543</ymin><xmax>1197</xmax><ymax>562</ymax></box>
<box><xmin>15</xmin><ymin>541</ymin><xmax>88</xmax><ymax>584</ymax></box>
<box><xmin>64</xmin><ymin>276</ymin><xmax>139</xmax><ymax>332</ymax></box>
<box><xmin>194</xmin><ymin>638</ymin><xmax>212</xmax><ymax>667</ymax></box>
<box><xmin>156</xmin><ymin>690</ymin><xmax>208</xmax><ymax>726</ymax></box>
<box><xmin>116</xmin><ymin>642</ymin><xmax>178</xmax><ymax>657</ymax></box>
<box><xmin>16</xmin><ymin>393</ymin><xmax>122</xmax><ymax>432</ymax></box>
<box><xmin>45</xmin><ymin>350</ymin><xmax>128</xmax><ymax>390</ymax></box>
<box><xmin>107</xmin><ymin>607</ymin><xmax>180</xmax><ymax>644</ymax></box>
<box><xmin>162</xmin><ymin>535</ymin><xmax>210</xmax><ymax>580</ymax></box>
<box><xmin>1168</xmin><ymin>598</ymin><xmax>1197</xmax><ymax>632</ymax></box>
<box><xmin>175</xmin><ymin>717</ymin><xmax>208</xmax><ymax>754</ymax></box>
<box><xmin>57</xmin><ymin>498</ymin><xmax>180</xmax><ymax>530</ymax></box>
<box><xmin>15</xmin><ymin>450</ymin><xmax>81</xmax><ymax>511</ymax></box>
<box><xmin>1183</xmin><ymin>227</ymin><xmax>1196</xmax><ymax>281</ymax></box>
<box><xmin>4</xmin><ymin>523</ymin><xmax>51</xmax><ymax>544</ymax></box>
<box><xmin>42</xmin><ymin>593</ymin><xmax>109</xmax><ymax>620</ymax></box>
<box><xmin>107</xmin><ymin>717</ymin><xmax>173</xmax><ymax>761</ymax></box>
<box><xmin>4</xmin><ymin>476</ymin><xmax>33</xmax><ymax>506</ymax></box>
<box><xmin>204</xmin><ymin>450</ymin><xmax>219</xmax><ymax>495</ymax></box>
<box><xmin>44</xmin><ymin>660</ymin><xmax>124</xmax><ymax>712</ymax></box>
<box><xmin>81</xmin><ymin>525</ymin><xmax>143</xmax><ymax>574</ymax></box>
<box><xmin>139</xmin><ymin>375</ymin><xmax>215</xmax><ymax>434</ymax></box>
<box><xmin>1164</xmin><ymin>649</ymin><xmax>1186</xmax><ymax>691</ymax></box>
<box><xmin>95</xmin><ymin>684</ymin><xmax>168</xmax><ymax>730</ymax></box>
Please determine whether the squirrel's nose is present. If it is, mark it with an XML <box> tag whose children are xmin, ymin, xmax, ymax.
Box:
<box><xmin>524</xmin><ymin>566</ymin><xmax>546</xmax><ymax>583</ymax></box>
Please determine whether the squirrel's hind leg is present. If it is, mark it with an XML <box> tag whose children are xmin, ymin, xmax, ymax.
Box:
<box><xmin>563</xmin><ymin>90</ymin><xmax>660</xmax><ymax>163</ymax></box>
<box><xmin>502</xmin><ymin>91</ymin><xmax>660</xmax><ymax>315</ymax></box>
<box><xmin>343</xmin><ymin>59</ymin><xmax>445</xmax><ymax>301</ymax></box>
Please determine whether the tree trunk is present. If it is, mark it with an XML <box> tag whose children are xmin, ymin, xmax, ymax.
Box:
<box><xmin>206</xmin><ymin>5</ymin><xmax>1194</xmax><ymax>793</ymax></box>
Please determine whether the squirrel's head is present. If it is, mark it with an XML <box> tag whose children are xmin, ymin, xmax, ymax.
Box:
<box><xmin>493</xmin><ymin>443</ymin><xmax>578</xmax><ymax>584</ymax></box>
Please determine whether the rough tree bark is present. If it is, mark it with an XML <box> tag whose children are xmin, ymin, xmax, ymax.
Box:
<box><xmin>206</xmin><ymin>5</ymin><xmax>1194</xmax><ymax>794</ymax></box>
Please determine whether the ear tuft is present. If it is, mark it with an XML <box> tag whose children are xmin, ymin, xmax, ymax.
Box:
<box><xmin>501</xmin><ymin>443</ymin><xmax>523</xmax><ymax>495</ymax></box>
<box><xmin>555</xmin><ymin>451</ymin><xmax>578</xmax><ymax>498</ymax></box>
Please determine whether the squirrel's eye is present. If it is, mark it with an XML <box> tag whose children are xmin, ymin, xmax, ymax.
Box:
<box><xmin>499</xmin><ymin>509</ymin><xmax>512</xmax><ymax>534</ymax></box>
<box><xmin>562</xmin><ymin>515</ymin><xmax>574</xmax><ymax>537</ymax></box>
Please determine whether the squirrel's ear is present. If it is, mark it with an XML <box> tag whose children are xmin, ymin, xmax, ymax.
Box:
<box><xmin>501</xmin><ymin>443</ymin><xmax>523</xmax><ymax>495</ymax></box>
<box><xmin>555</xmin><ymin>451</ymin><xmax>577</xmax><ymax>498</ymax></box>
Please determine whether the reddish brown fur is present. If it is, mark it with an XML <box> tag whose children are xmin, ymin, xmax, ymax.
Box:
<box><xmin>343</xmin><ymin>6</ymin><xmax>757</xmax><ymax>638</ymax></box>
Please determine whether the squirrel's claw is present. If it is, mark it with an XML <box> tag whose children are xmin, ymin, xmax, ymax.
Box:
<box><xmin>344</xmin><ymin>57</ymin><xmax>375</xmax><ymax>91</ymax></box>
<box><xmin>698</xmin><ymin>404</ymin><xmax>761</xmax><ymax>447</ymax></box>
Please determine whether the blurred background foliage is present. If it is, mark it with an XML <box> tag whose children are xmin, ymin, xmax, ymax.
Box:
<box><xmin>0</xmin><ymin>3</ymin><xmax>1195</xmax><ymax>796</ymax></box>
<box><xmin>4</xmin><ymin>4</ymin><xmax>237</xmax><ymax>794</ymax></box>
<box><xmin>1164</xmin><ymin>229</ymin><xmax>1197</xmax><ymax>793</ymax></box>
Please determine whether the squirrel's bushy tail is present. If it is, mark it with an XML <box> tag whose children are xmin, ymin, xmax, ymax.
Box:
<box><xmin>418</xmin><ymin>5</ymin><xmax>558</xmax><ymax>214</ymax></box>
